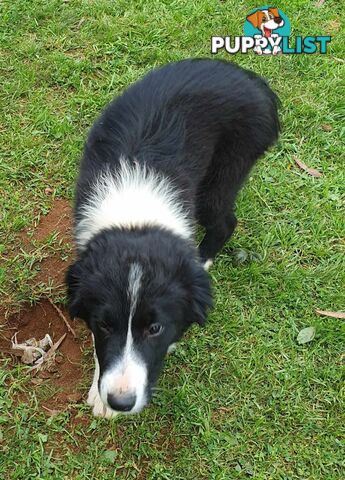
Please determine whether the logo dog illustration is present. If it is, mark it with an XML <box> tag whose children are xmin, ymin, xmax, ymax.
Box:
<box><xmin>246</xmin><ymin>7</ymin><xmax>285</xmax><ymax>55</ymax></box>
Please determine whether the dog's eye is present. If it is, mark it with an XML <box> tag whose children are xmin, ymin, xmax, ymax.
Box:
<box><xmin>147</xmin><ymin>323</ymin><xmax>163</xmax><ymax>337</ymax></box>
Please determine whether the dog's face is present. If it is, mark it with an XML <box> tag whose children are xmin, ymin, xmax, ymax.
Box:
<box><xmin>66</xmin><ymin>230</ymin><xmax>212</xmax><ymax>414</ymax></box>
<box><xmin>246</xmin><ymin>8</ymin><xmax>284</xmax><ymax>36</ymax></box>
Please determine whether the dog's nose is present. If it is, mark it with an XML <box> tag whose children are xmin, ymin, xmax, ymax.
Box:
<box><xmin>274</xmin><ymin>16</ymin><xmax>282</xmax><ymax>24</ymax></box>
<box><xmin>107</xmin><ymin>393</ymin><xmax>136</xmax><ymax>412</ymax></box>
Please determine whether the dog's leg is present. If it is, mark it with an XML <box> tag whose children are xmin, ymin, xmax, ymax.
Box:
<box><xmin>203</xmin><ymin>259</ymin><xmax>214</xmax><ymax>271</ymax></box>
<box><xmin>197</xmin><ymin>128</ymin><xmax>272</xmax><ymax>263</ymax></box>
<box><xmin>87</xmin><ymin>337</ymin><xmax>118</xmax><ymax>418</ymax></box>
<box><xmin>199</xmin><ymin>212</ymin><xmax>237</xmax><ymax>263</ymax></box>
<box><xmin>87</xmin><ymin>354</ymin><xmax>99</xmax><ymax>407</ymax></box>
<box><xmin>167</xmin><ymin>343</ymin><xmax>176</xmax><ymax>354</ymax></box>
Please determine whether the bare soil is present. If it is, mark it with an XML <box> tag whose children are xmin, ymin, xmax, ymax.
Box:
<box><xmin>31</xmin><ymin>198</ymin><xmax>73</xmax><ymax>290</ymax></box>
<box><xmin>0</xmin><ymin>199</ymin><xmax>92</xmax><ymax>410</ymax></box>
<box><xmin>0</xmin><ymin>300</ymin><xmax>91</xmax><ymax>408</ymax></box>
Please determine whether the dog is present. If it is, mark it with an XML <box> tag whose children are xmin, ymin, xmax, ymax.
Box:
<box><xmin>66</xmin><ymin>59</ymin><xmax>279</xmax><ymax>417</ymax></box>
<box><xmin>246</xmin><ymin>7</ymin><xmax>285</xmax><ymax>55</ymax></box>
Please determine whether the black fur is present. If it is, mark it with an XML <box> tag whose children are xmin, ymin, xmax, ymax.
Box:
<box><xmin>66</xmin><ymin>228</ymin><xmax>211</xmax><ymax>397</ymax></box>
<box><xmin>67</xmin><ymin>58</ymin><xmax>279</xmax><ymax>412</ymax></box>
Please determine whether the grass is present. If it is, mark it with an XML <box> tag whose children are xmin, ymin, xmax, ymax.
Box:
<box><xmin>0</xmin><ymin>0</ymin><xmax>344</xmax><ymax>478</ymax></box>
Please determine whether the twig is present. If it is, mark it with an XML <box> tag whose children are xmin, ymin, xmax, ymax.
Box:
<box><xmin>31</xmin><ymin>333</ymin><xmax>67</xmax><ymax>371</ymax></box>
<box><xmin>47</xmin><ymin>298</ymin><xmax>76</xmax><ymax>338</ymax></box>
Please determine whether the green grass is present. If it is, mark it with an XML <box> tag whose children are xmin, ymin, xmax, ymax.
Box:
<box><xmin>0</xmin><ymin>0</ymin><xmax>344</xmax><ymax>478</ymax></box>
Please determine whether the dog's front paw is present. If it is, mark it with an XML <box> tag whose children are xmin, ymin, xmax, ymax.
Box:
<box><xmin>167</xmin><ymin>343</ymin><xmax>177</xmax><ymax>354</ymax></box>
<box><xmin>203</xmin><ymin>259</ymin><xmax>213</xmax><ymax>271</ymax></box>
<box><xmin>90</xmin><ymin>392</ymin><xmax>119</xmax><ymax>419</ymax></box>
<box><xmin>87</xmin><ymin>383</ymin><xmax>99</xmax><ymax>407</ymax></box>
<box><xmin>87</xmin><ymin>385</ymin><xmax>118</xmax><ymax>418</ymax></box>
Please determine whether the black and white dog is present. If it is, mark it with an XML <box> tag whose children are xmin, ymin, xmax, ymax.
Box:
<box><xmin>66</xmin><ymin>59</ymin><xmax>279</xmax><ymax>417</ymax></box>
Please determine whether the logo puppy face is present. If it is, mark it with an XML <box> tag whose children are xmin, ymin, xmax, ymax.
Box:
<box><xmin>246</xmin><ymin>8</ymin><xmax>284</xmax><ymax>37</ymax></box>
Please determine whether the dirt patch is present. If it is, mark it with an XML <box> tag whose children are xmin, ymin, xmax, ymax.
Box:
<box><xmin>30</xmin><ymin>198</ymin><xmax>74</xmax><ymax>290</ymax></box>
<box><xmin>0</xmin><ymin>199</ymin><xmax>93</xmax><ymax>411</ymax></box>
<box><xmin>16</xmin><ymin>198</ymin><xmax>71</xmax><ymax>249</ymax></box>
<box><xmin>35</xmin><ymin>255</ymin><xmax>70</xmax><ymax>291</ymax></box>
<box><xmin>1</xmin><ymin>199</ymin><xmax>75</xmax><ymax>319</ymax></box>
<box><xmin>0</xmin><ymin>300</ymin><xmax>91</xmax><ymax>409</ymax></box>
<box><xmin>31</xmin><ymin>199</ymin><xmax>72</xmax><ymax>243</ymax></box>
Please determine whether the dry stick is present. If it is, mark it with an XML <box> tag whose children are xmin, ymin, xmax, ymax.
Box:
<box><xmin>47</xmin><ymin>298</ymin><xmax>77</xmax><ymax>338</ymax></box>
<box><xmin>32</xmin><ymin>332</ymin><xmax>67</xmax><ymax>371</ymax></box>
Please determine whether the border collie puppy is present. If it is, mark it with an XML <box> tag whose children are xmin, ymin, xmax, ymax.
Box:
<box><xmin>66</xmin><ymin>59</ymin><xmax>279</xmax><ymax>417</ymax></box>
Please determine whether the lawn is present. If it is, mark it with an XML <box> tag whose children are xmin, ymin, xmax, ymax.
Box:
<box><xmin>0</xmin><ymin>0</ymin><xmax>344</xmax><ymax>479</ymax></box>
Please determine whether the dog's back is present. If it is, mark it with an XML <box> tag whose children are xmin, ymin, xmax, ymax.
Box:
<box><xmin>77</xmin><ymin>59</ymin><xmax>279</xmax><ymax>217</ymax></box>
<box><xmin>74</xmin><ymin>59</ymin><xmax>279</xmax><ymax>261</ymax></box>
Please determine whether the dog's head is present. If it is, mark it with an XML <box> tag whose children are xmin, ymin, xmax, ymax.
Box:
<box><xmin>66</xmin><ymin>228</ymin><xmax>212</xmax><ymax>414</ymax></box>
<box><xmin>246</xmin><ymin>8</ymin><xmax>284</xmax><ymax>36</ymax></box>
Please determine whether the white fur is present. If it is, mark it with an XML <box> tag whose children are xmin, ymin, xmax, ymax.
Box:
<box><xmin>76</xmin><ymin>158</ymin><xmax>193</xmax><ymax>250</ymax></box>
<box><xmin>167</xmin><ymin>343</ymin><xmax>176</xmax><ymax>354</ymax></box>
<box><xmin>87</xmin><ymin>356</ymin><xmax>118</xmax><ymax>418</ymax></box>
<box><xmin>203</xmin><ymin>259</ymin><xmax>213</xmax><ymax>271</ymax></box>
<box><xmin>99</xmin><ymin>263</ymin><xmax>148</xmax><ymax>414</ymax></box>
<box><xmin>87</xmin><ymin>336</ymin><xmax>118</xmax><ymax>418</ymax></box>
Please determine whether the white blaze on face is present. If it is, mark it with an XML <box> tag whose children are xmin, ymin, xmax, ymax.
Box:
<box><xmin>100</xmin><ymin>263</ymin><xmax>148</xmax><ymax>413</ymax></box>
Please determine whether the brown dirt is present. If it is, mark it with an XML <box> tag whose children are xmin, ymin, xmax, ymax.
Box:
<box><xmin>16</xmin><ymin>198</ymin><xmax>71</xmax><ymax>247</ymax></box>
<box><xmin>30</xmin><ymin>198</ymin><xmax>73</xmax><ymax>290</ymax></box>
<box><xmin>0</xmin><ymin>198</ymin><xmax>93</xmax><ymax>411</ymax></box>
<box><xmin>1</xmin><ymin>199</ymin><xmax>74</xmax><ymax>318</ymax></box>
<box><xmin>0</xmin><ymin>299</ymin><xmax>91</xmax><ymax>408</ymax></box>
<box><xmin>32</xmin><ymin>198</ymin><xmax>72</xmax><ymax>243</ymax></box>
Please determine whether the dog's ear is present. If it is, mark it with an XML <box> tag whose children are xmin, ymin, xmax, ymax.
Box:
<box><xmin>65</xmin><ymin>261</ymin><xmax>84</xmax><ymax>319</ymax></box>
<box><xmin>246</xmin><ymin>10</ymin><xmax>262</xmax><ymax>29</ymax></box>
<box><xmin>269</xmin><ymin>7</ymin><xmax>280</xmax><ymax>18</ymax></box>
<box><xmin>189</xmin><ymin>261</ymin><xmax>213</xmax><ymax>326</ymax></box>
<box><xmin>65</xmin><ymin>259</ymin><xmax>98</xmax><ymax>321</ymax></box>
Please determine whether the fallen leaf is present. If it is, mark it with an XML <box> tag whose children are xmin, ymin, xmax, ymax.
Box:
<box><xmin>44</xmin><ymin>187</ymin><xmax>54</xmax><ymax>195</ymax></box>
<box><xmin>325</xmin><ymin>20</ymin><xmax>341</xmax><ymax>34</ymax></box>
<box><xmin>297</xmin><ymin>326</ymin><xmax>316</xmax><ymax>345</ymax></box>
<box><xmin>232</xmin><ymin>248</ymin><xmax>262</xmax><ymax>265</ymax></box>
<box><xmin>38</xmin><ymin>433</ymin><xmax>48</xmax><ymax>443</ymax></box>
<box><xmin>244</xmin><ymin>463</ymin><xmax>254</xmax><ymax>476</ymax></box>
<box><xmin>294</xmin><ymin>157</ymin><xmax>322</xmax><ymax>177</ymax></box>
<box><xmin>315</xmin><ymin>310</ymin><xmax>345</xmax><ymax>319</ymax></box>
<box><xmin>232</xmin><ymin>248</ymin><xmax>249</xmax><ymax>265</ymax></box>
<box><xmin>315</xmin><ymin>0</ymin><xmax>325</xmax><ymax>6</ymax></box>
<box><xmin>89</xmin><ymin>419</ymin><xmax>98</xmax><ymax>430</ymax></box>
<box><xmin>102</xmin><ymin>450</ymin><xmax>117</xmax><ymax>464</ymax></box>
<box><xmin>235</xmin><ymin>464</ymin><xmax>242</xmax><ymax>473</ymax></box>
<box><xmin>321</xmin><ymin>124</ymin><xmax>332</xmax><ymax>132</ymax></box>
